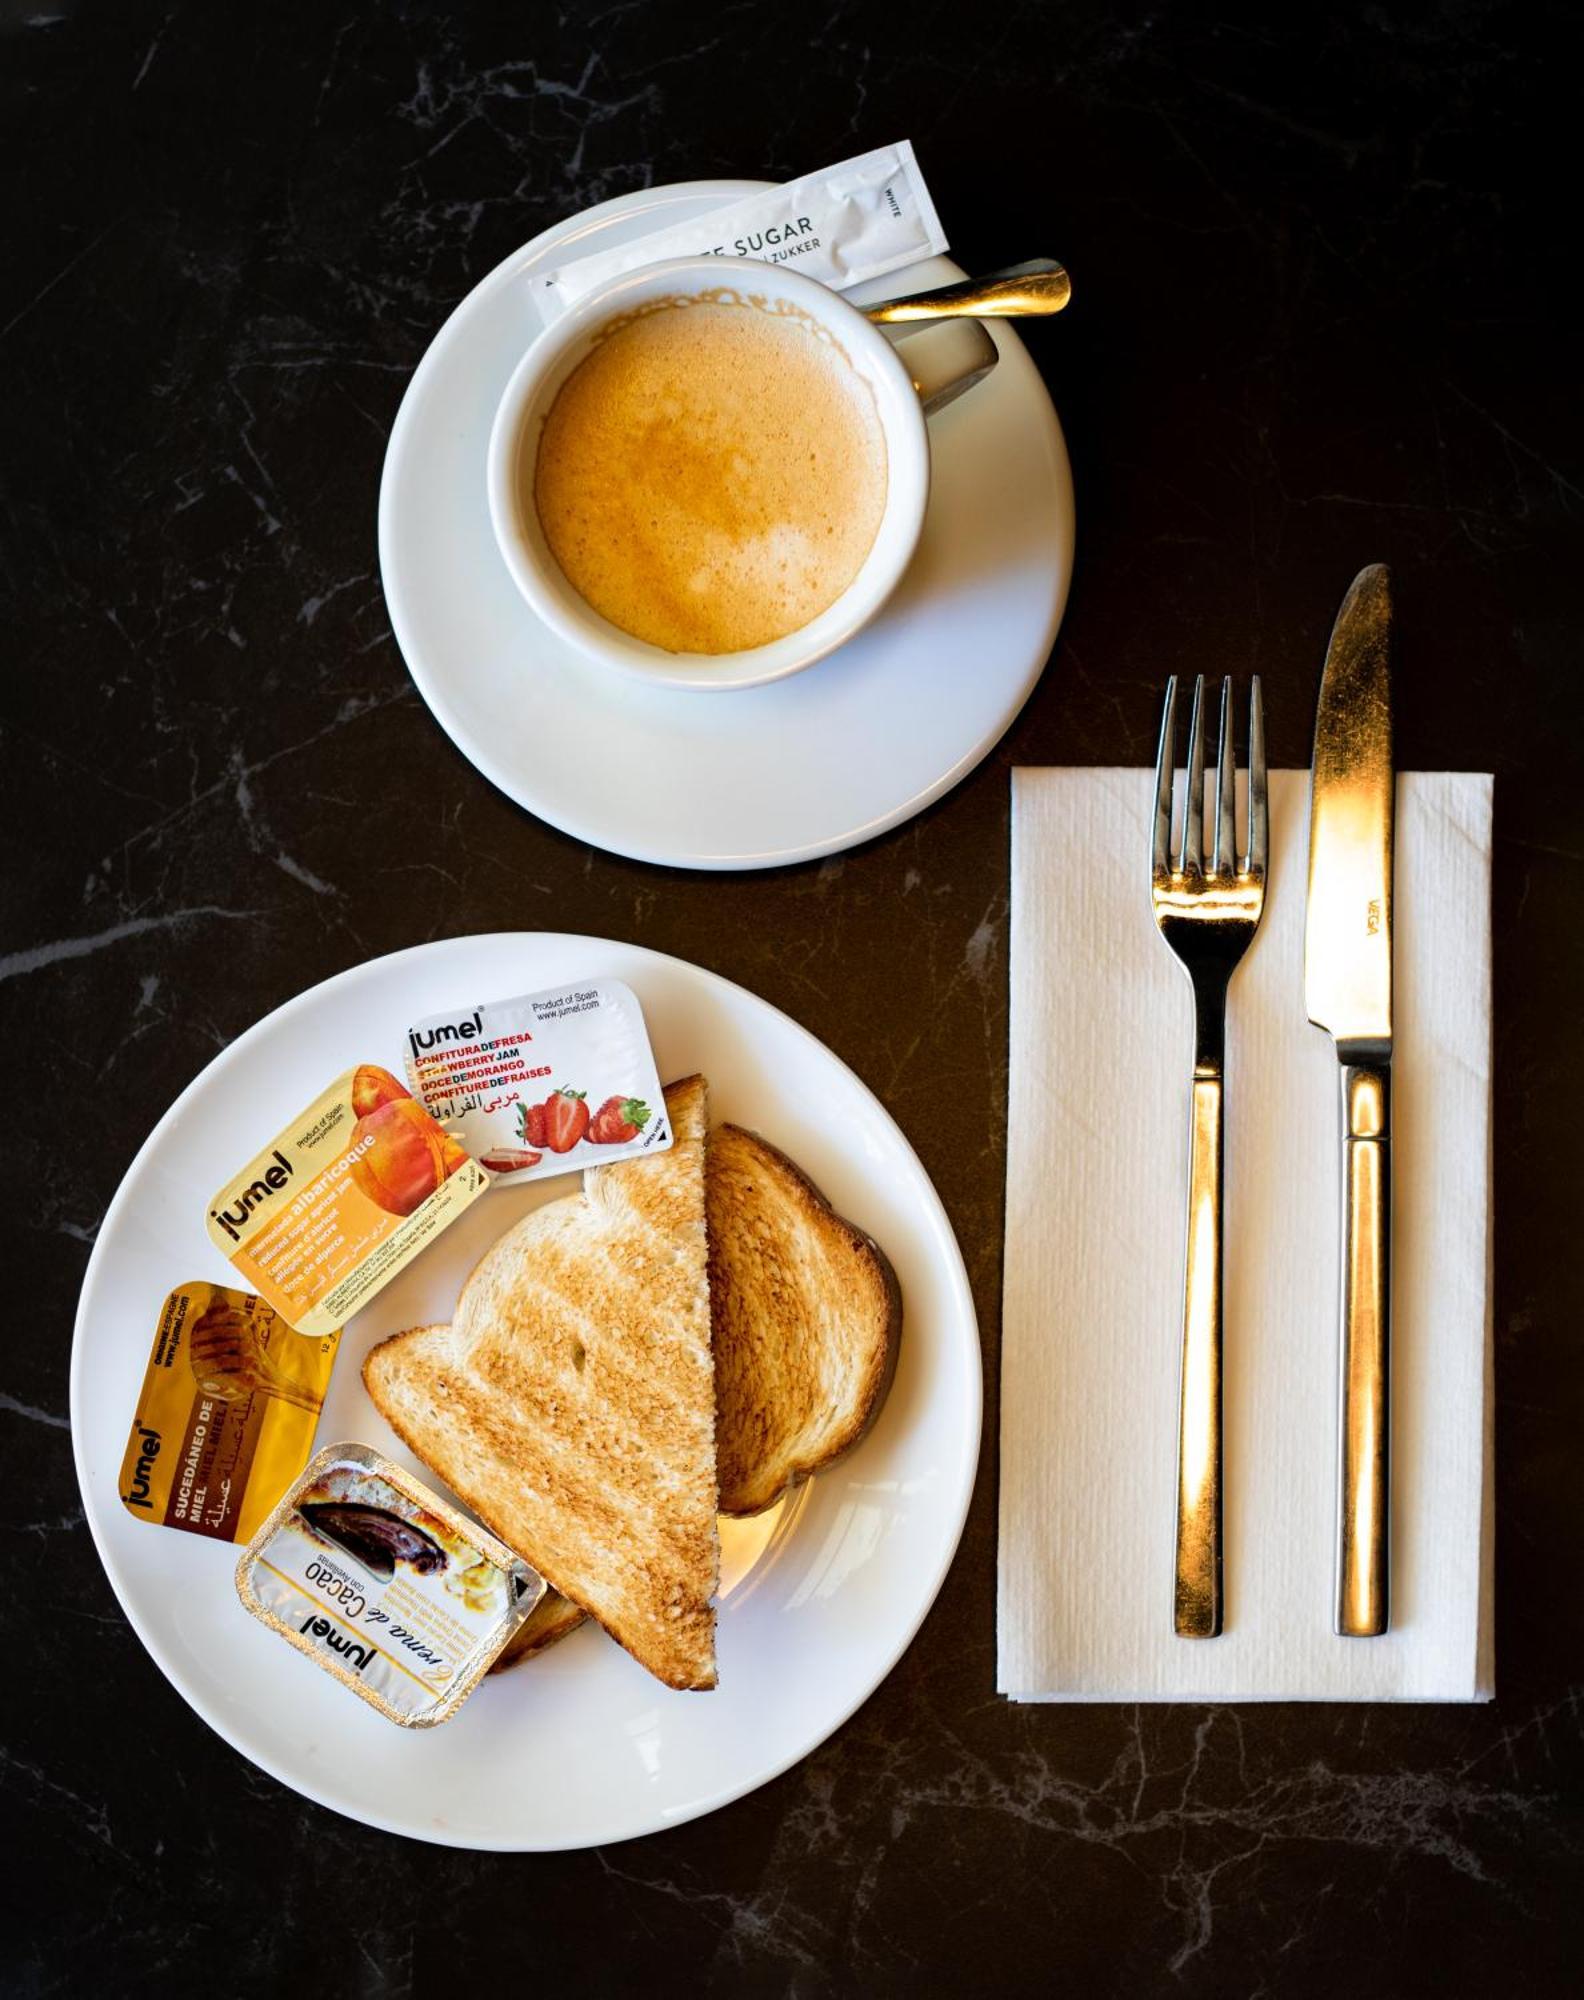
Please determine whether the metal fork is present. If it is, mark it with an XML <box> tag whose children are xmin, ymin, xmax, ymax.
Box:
<box><xmin>1151</xmin><ymin>675</ymin><xmax>1268</xmax><ymax>1638</ymax></box>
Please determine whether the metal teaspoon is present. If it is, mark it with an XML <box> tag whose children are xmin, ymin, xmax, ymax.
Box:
<box><xmin>863</xmin><ymin>258</ymin><xmax>1072</xmax><ymax>323</ymax></box>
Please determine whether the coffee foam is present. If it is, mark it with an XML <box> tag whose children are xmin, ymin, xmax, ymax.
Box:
<box><xmin>530</xmin><ymin>296</ymin><xmax>889</xmax><ymax>656</ymax></box>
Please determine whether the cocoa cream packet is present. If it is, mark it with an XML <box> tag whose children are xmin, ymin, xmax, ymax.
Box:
<box><xmin>236</xmin><ymin>1444</ymin><xmax>545</xmax><ymax>1727</ymax></box>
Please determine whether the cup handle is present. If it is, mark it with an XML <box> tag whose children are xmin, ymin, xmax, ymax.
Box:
<box><xmin>888</xmin><ymin>318</ymin><xmax>999</xmax><ymax>417</ymax></box>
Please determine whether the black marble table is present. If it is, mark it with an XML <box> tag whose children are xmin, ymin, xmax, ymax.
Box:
<box><xmin>5</xmin><ymin>3</ymin><xmax>1580</xmax><ymax>1991</ymax></box>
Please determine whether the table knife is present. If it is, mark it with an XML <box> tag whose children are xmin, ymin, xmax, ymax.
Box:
<box><xmin>1304</xmin><ymin>563</ymin><xmax>1395</xmax><ymax>1637</ymax></box>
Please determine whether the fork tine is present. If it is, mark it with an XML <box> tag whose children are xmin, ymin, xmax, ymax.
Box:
<box><xmin>1245</xmin><ymin>675</ymin><xmax>1268</xmax><ymax>874</ymax></box>
<box><xmin>1153</xmin><ymin>677</ymin><xmax>1178</xmax><ymax>874</ymax></box>
<box><xmin>1179</xmin><ymin>675</ymin><xmax>1206</xmax><ymax>873</ymax></box>
<box><xmin>1214</xmin><ymin>677</ymin><xmax>1236</xmax><ymax>874</ymax></box>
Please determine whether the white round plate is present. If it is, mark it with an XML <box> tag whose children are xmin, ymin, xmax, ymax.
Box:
<box><xmin>379</xmin><ymin>182</ymin><xmax>1075</xmax><ymax>869</ymax></box>
<box><xmin>71</xmin><ymin>935</ymin><xmax>980</xmax><ymax>1850</ymax></box>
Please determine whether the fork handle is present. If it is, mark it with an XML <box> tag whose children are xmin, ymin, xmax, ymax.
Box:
<box><xmin>1174</xmin><ymin>1069</ymin><xmax>1224</xmax><ymax>1638</ymax></box>
<box><xmin>1336</xmin><ymin>1063</ymin><xmax>1391</xmax><ymax>1636</ymax></box>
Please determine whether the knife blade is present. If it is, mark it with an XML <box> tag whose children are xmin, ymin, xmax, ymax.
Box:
<box><xmin>1304</xmin><ymin>562</ymin><xmax>1394</xmax><ymax>1637</ymax></box>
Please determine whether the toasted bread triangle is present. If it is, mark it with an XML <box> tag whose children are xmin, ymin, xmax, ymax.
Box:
<box><xmin>493</xmin><ymin>1119</ymin><xmax>904</xmax><ymax>1672</ymax></box>
<box><xmin>363</xmin><ymin>1075</ymin><xmax>718</xmax><ymax>1690</ymax></box>
<box><xmin>707</xmin><ymin>1123</ymin><xmax>901</xmax><ymax>1515</ymax></box>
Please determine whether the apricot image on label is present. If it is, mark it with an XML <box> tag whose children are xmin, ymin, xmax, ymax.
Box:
<box><xmin>205</xmin><ymin>1064</ymin><xmax>488</xmax><ymax>1336</ymax></box>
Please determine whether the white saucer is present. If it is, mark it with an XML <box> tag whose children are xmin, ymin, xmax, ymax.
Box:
<box><xmin>70</xmin><ymin>934</ymin><xmax>981</xmax><ymax>1850</ymax></box>
<box><xmin>379</xmin><ymin>182</ymin><xmax>1075</xmax><ymax>870</ymax></box>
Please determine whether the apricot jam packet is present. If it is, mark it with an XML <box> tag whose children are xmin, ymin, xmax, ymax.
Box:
<box><xmin>204</xmin><ymin>1064</ymin><xmax>489</xmax><ymax>1336</ymax></box>
<box><xmin>119</xmin><ymin>1282</ymin><xmax>337</xmax><ymax>1544</ymax></box>
<box><xmin>236</xmin><ymin>1443</ymin><xmax>545</xmax><ymax>1727</ymax></box>
<box><xmin>403</xmin><ymin>979</ymin><xmax>671</xmax><ymax>1185</ymax></box>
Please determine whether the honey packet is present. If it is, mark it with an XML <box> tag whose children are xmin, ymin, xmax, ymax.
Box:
<box><xmin>118</xmin><ymin>1282</ymin><xmax>337</xmax><ymax>1543</ymax></box>
<box><xmin>205</xmin><ymin>1064</ymin><xmax>489</xmax><ymax>1336</ymax></box>
<box><xmin>236</xmin><ymin>1443</ymin><xmax>545</xmax><ymax>1727</ymax></box>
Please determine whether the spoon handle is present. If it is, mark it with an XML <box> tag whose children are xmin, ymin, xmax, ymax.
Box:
<box><xmin>864</xmin><ymin>258</ymin><xmax>1071</xmax><ymax>324</ymax></box>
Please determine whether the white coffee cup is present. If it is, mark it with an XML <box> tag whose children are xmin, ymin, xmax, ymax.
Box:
<box><xmin>486</xmin><ymin>255</ymin><xmax>997</xmax><ymax>692</ymax></box>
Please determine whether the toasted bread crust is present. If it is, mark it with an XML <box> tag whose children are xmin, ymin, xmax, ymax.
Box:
<box><xmin>363</xmin><ymin>1076</ymin><xmax>718</xmax><ymax>1692</ymax></box>
<box><xmin>490</xmin><ymin>1587</ymin><xmax>589</xmax><ymax>1670</ymax></box>
<box><xmin>707</xmin><ymin>1123</ymin><xmax>902</xmax><ymax>1516</ymax></box>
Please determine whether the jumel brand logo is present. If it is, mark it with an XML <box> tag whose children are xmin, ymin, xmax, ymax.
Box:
<box><xmin>301</xmin><ymin>1613</ymin><xmax>373</xmax><ymax>1674</ymax></box>
<box><xmin>408</xmin><ymin>1010</ymin><xmax>497</xmax><ymax>1057</ymax></box>
<box><xmin>122</xmin><ymin>1423</ymin><xmax>161</xmax><ymax>1509</ymax></box>
<box><xmin>210</xmin><ymin>1148</ymin><xmax>293</xmax><ymax>1243</ymax></box>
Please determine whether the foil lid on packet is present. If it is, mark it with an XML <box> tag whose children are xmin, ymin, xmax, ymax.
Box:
<box><xmin>118</xmin><ymin>1282</ymin><xmax>337</xmax><ymax>1544</ymax></box>
<box><xmin>236</xmin><ymin>1443</ymin><xmax>545</xmax><ymax>1727</ymax></box>
<box><xmin>204</xmin><ymin>1064</ymin><xmax>489</xmax><ymax>1336</ymax></box>
<box><xmin>533</xmin><ymin>140</ymin><xmax>947</xmax><ymax>319</ymax></box>
<box><xmin>404</xmin><ymin>978</ymin><xmax>671</xmax><ymax>1185</ymax></box>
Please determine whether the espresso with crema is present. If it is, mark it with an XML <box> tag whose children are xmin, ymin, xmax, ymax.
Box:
<box><xmin>530</xmin><ymin>298</ymin><xmax>888</xmax><ymax>655</ymax></box>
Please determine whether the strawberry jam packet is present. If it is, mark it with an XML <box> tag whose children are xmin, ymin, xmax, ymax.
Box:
<box><xmin>403</xmin><ymin>979</ymin><xmax>671</xmax><ymax>1186</ymax></box>
<box><xmin>204</xmin><ymin>1065</ymin><xmax>489</xmax><ymax>1336</ymax></box>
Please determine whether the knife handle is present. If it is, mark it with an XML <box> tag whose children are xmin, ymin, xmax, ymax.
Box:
<box><xmin>1337</xmin><ymin>1063</ymin><xmax>1391</xmax><ymax>1636</ymax></box>
<box><xmin>1174</xmin><ymin>1073</ymin><xmax>1223</xmax><ymax>1638</ymax></box>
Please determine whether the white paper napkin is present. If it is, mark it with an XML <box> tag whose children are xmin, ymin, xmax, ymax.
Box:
<box><xmin>998</xmin><ymin>770</ymin><xmax>1493</xmax><ymax>1702</ymax></box>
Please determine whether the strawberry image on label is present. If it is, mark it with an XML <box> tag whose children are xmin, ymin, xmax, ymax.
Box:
<box><xmin>588</xmin><ymin>1096</ymin><xmax>651</xmax><ymax>1144</ymax></box>
<box><xmin>543</xmin><ymin>1089</ymin><xmax>589</xmax><ymax>1153</ymax></box>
